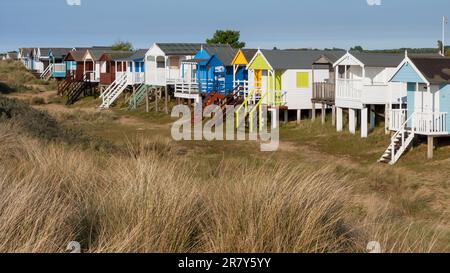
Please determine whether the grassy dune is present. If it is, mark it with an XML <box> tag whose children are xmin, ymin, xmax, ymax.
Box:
<box><xmin>0</xmin><ymin>95</ymin><xmax>443</xmax><ymax>253</ymax></box>
<box><xmin>0</xmin><ymin>61</ymin><xmax>448</xmax><ymax>253</ymax></box>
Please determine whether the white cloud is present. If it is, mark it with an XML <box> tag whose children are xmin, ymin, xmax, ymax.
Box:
<box><xmin>367</xmin><ymin>0</ymin><xmax>382</xmax><ymax>6</ymax></box>
<box><xmin>66</xmin><ymin>0</ymin><xmax>81</xmax><ymax>6</ymax></box>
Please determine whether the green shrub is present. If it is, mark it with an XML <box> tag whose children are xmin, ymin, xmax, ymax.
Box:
<box><xmin>0</xmin><ymin>96</ymin><xmax>115</xmax><ymax>152</ymax></box>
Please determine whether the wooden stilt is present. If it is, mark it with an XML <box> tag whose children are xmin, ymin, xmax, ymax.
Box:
<box><xmin>321</xmin><ymin>103</ymin><xmax>326</xmax><ymax>124</ymax></box>
<box><xmin>145</xmin><ymin>88</ymin><xmax>149</xmax><ymax>113</ymax></box>
<box><xmin>312</xmin><ymin>103</ymin><xmax>316</xmax><ymax>121</ymax></box>
<box><xmin>337</xmin><ymin>107</ymin><xmax>343</xmax><ymax>132</ymax></box>
<box><xmin>297</xmin><ymin>109</ymin><xmax>301</xmax><ymax>124</ymax></box>
<box><xmin>427</xmin><ymin>136</ymin><xmax>434</xmax><ymax>159</ymax></box>
<box><xmin>385</xmin><ymin>104</ymin><xmax>390</xmax><ymax>135</ymax></box>
<box><xmin>332</xmin><ymin>105</ymin><xmax>336</xmax><ymax>126</ymax></box>
<box><xmin>370</xmin><ymin>104</ymin><xmax>376</xmax><ymax>130</ymax></box>
<box><xmin>349</xmin><ymin>109</ymin><xmax>356</xmax><ymax>134</ymax></box>
<box><xmin>155</xmin><ymin>89</ymin><xmax>159</xmax><ymax>112</ymax></box>
<box><xmin>361</xmin><ymin>107</ymin><xmax>368</xmax><ymax>138</ymax></box>
<box><xmin>164</xmin><ymin>86</ymin><xmax>168</xmax><ymax>114</ymax></box>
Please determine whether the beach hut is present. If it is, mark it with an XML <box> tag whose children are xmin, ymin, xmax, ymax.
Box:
<box><xmin>144</xmin><ymin>43</ymin><xmax>203</xmax><ymax>87</ymax></box>
<box><xmin>333</xmin><ymin>52</ymin><xmax>407</xmax><ymax>138</ymax></box>
<box><xmin>380</xmin><ymin>53</ymin><xmax>450</xmax><ymax>164</ymax></box>
<box><xmin>98</xmin><ymin>50</ymin><xmax>148</xmax><ymax>109</ymax></box>
<box><xmin>231</xmin><ymin>48</ymin><xmax>258</xmax><ymax>90</ymax></box>
<box><xmin>245</xmin><ymin>49</ymin><xmax>342</xmax><ymax>123</ymax></box>
<box><xmin>310</xmin><ymin>52</ymin><xmax>346</xmax><ymax>124</ymax></box>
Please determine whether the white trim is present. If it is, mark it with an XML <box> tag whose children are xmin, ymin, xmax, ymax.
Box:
<box><xmin>333</xmin><ymin>52</ymin><xmax>365</xmax><ymax>68</ymax></box>
<box><xmin>246</xmin><ymin>49</ymin><xmax>274</xmax><ymax>71</ymax></box>
<box><xmin>387</xmin><ymin>56</ymin><xmax>430</xmax><ymax>85</ymax></box>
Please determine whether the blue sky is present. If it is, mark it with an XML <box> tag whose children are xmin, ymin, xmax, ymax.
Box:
<box><xmin>0</xmin><ymin>0</ymin><xmax>448</xmax><ymax>52</ymax></box>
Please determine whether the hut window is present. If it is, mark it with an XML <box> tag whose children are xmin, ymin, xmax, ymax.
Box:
<box><xmin>296</xmin><ymin>72</ymin><xmax>309</xmax><ymax>88</ymax></box>
<box><xmin>157</xmin><ymin>60</ymin><xmax>165</xmax><ymax>68</ymax></box>
<box><xmin>170</xmin><ymin>57</ymin><xmax>180</xmax><ymax>69</ymax></box>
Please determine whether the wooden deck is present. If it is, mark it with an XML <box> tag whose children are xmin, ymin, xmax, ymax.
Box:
<box><xmin>312</xmin><ymin>82</ymin><xmax>335</xmax><ymax>105</ymax></box>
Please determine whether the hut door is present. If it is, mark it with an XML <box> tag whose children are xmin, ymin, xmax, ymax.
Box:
<box><xmin>254</xmin><ymin>70</ymin><xmax>262</xmax><ymax>90</ymax></box>
<box><xmin>440</xmin><ymin>85</ymin><xmax>450</xmax><ymax>130</ymax></box>
<box><xmin>407</xmin><ymin>83</ymin><xmax>415</xmax><ymax>128</ymax></box>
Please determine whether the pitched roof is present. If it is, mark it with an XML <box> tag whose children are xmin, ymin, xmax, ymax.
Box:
<box><xmin>19</xmin><ymin>48</ymin><xmax>33</xmax><ymax>56</ymax></box>
<box><xmin>64</xmin><ymin>50</ymin><xmax>88</xmax><ymax>62</ymax></box>
<box><xmin>156</xmin><ymin>43</ymin><xmax>203</xmax><ymax>55</ymax></box>
<box><xmin>313</xmin><ymin>51</ymin><xmax>346</xmax><ymax>64</ymax></box>
<box><xmin>49</xmin><ymin>48</ymin><xmax>77</xmax><ymax>59</ymax></box>
<box><xmin>4</xmin><ymin>51</ymin><xmax>18</xmax><ymax>60</ymax></box>
<box><xmin>39</xmin><ymin>48</ymin><xmax>51</xmax><ymax>58</ymax></box>
<box><xmin>202</xmin><ymin>44</ymin><xmax>237</xmax><ymax>66</ymax></box>
<box><xmin>348</xmin><ymin>52</ymin><xmax>404</xmax><ymax>67</ymax></box>
<box><xmin>115</xmin><ymin>49</ymin><xmax>147</xmax><ymax>62</ymax></box>
<box><xmin>99</xmin><ymin>51</ymin><xmax>135</xmax><ymax>61</ymax></box>
<box><xmin>410</xmin><ymin>57</ymin><xmax>450</xmax><ymax>84</ymax></box>
<box><xmin>87</xmin><ymin>49</ymin><xmax>131</xmax><ymax>61</ymax></box>
<box><xmin>241</xmin><ymin>49</ymin><xmax>258</xmax><ymax>62</ymax></box>
<box><xmin>260</xmin><ymin>49</ymin><xmax>345</xmax><ymax>70</ymax></box>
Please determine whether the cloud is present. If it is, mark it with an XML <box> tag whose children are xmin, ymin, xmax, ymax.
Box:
<box><xmin>66</xmin><ymin>0</ymin><xmax>81</xmax><ymax>6</ymax></box>
<box><xmin>366</xmin><ymin>0</ymin><xmax>382</xmax><ymax>6</ymax></box>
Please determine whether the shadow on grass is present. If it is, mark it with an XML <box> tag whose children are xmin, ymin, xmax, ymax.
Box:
<box><xmin>0</xmin><ymin>82</ymin><xmax>16</xmax><ymax>94</ymax></box>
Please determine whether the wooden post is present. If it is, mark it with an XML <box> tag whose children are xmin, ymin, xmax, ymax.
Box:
<box><xmin>332</xmin><ymin>105</ymin><xmax>336</xmax><ymax>127</ymax></box>
<box><xmin>349</xmin><ymin>108</ymin><xmax>356</xmax><ymax>134</ymax></box>
<box><xmin>427</xmin><ymin>136</ymin><xmax>434</xmax><ymax>159</ymax></box>
<box><xmin>337</xmin><ymin>107</ymin><xmax>343</xmax><ymax>132</ymax></box>
<box><xmin>321</xmin><ymin>103</ymin><xmax>326</xmax><ymax>125</ymax></box>
<box><xmin>297</xmin><ymin>109</ymin><xmax>301</xmax><ymax>124</ymax></box>
<box><xmin>385</xmin><ymin>104</ymin><xmax>390</xmax><ymax>135</ymax></box>
<box><xmin>370</xmin><ymin>104</ymin><xmax>376</xmax><ymax>130</ymax></box>
<box><xmin>312</xmin><ymin>103</ymin><xmax>316</xmax><ymax>121</ymax></box>
<box><xmin>361</xmin><ymin>107</ymin><xmax>368</xmax><ymax>138</ymax></box>
<box><xmin>155</xmin><ymin>88</ymin><xmax>159</xmax><ymax>112</ymax></box>
<box><xmin>145</xmin><ymin>87</ymin><xmax>149</xmax><ymax>113</ymax></box>
<box><xmin>165</xmin><ymin>86</ymin><xmax>168</xmax><ymax>114</ymax></box>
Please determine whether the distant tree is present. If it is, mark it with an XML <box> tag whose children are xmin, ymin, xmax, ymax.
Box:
<box><xmin>112</xmin><ymin>40</ymin><xmax>133</xmax><ymax>51</ymax></box>
<box><xmin>206</xmin><ymin>30</ymin><xmax>246</xmax><ymax>49</ymax></box>
<box><xmin>438</xmin><ymin>40</ymin><xmax>444</xmax><ymax>54</ymax></box>
<box><xmin>350</xmin><ymin>45</ymin><xmax>364</xmax><ymax>52</ymax></box>
<box><xmin>437</xmin><ymin>40</ymin><xmax>450</xmax><ymax>56</ymax></box>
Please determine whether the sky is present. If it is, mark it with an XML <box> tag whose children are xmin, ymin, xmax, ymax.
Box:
<box><xmin>0</xmin><ymin>0</ymin><xmax>449</xmax><ymax>52</ymax></box>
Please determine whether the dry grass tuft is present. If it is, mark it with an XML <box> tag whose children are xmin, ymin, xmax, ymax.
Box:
<box><xmin>0</xmin><ymin>122</ymin><xmax>443</xmax><ymax>253</ymax></box>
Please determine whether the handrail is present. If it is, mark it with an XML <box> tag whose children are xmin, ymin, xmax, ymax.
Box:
<box><xmin>40</xmin><ymin>63</ymin><xmax>53</xmax><ymax>79</ymax></box>
<box><xmin>390</xmin><ymin>113</ymin><xmax>415</xmax><ymax>163</ymax></box>
<box><xmin>248</xmin><ymin>90</ymin><xmax>269</xmax><ymax>132</ymax></box>
<box><xmin>101</xmin><ymin>73</ymin><xmax>127</xmax><ymax>99</ymax></box>
<box><xmin>235</xmin><ymin>88</ymin><xmax>258</xmax><ymax>128</ymax></box>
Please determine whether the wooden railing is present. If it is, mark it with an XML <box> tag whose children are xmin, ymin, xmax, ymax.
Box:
<box><xmin>175</xmin><ymin>81</ymin><xmax>199</xmax><ymax>95</ymax></box>
<box><xmin>336</xmin><ymin>79</ymin><xmax>362</xmax><ymax>100</ymax></box>
<box><xmin>413</xmin><ymin>112</ymin><xmax>448</xmax><ymax>135</ymax></box>
<box><xmin>390</xmin><ymin>110</ymin><xmax>449</xmax><ymax>135</ymax></box>
<box><xmin>389</xmin><ymin>109</ymin><xmax>406</xmax><ymax>131</ymax></box>
<box><xmin>53</xmin><ymin>63</ymin><xmax>66</xmax><ymax>72</ymax></box>
<box><xmin>312</xmin><ymin>82</ymin><xmax>335</xmax><ymax>103</ymax></box>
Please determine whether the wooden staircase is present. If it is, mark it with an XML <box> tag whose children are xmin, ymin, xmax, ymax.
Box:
<box><xmin>66</xmin><ymin>73</ymin><xmax>91</xmax><ymax>105</ymax></box>
<box><xmin>57</xmin><ymin>72</ymin><xmax>75</xmax><ymax>96</ymax></box>
<box><xmin>378</xmin><ymin>115</ymin><xmax>415</xmax><ymax>165</ymax></box>
<box><xmin>192</xmin><ymin>92</ymin><xmax>226</xmax><ymax>123</ymax></box>
<box><xmin>40</xmin><ymin>64</ymin><xmax>53</xmax><ymax>80</ymax></box>
<box><xmin>100</xmin><ymin>73</ymin><xmax>129</xmax><ymax>109</ymax></box>
<box><xmin>127</xmin><ymin>84</ymin><xmax>148</xmax><ymax>110</ymax></box>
